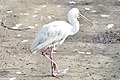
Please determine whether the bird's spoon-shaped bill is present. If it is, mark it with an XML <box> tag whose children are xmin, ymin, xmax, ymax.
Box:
<box><xmin>79</xmin><ymin>13</ymin><xmax>94</xmax><ymax>27</ymax></box>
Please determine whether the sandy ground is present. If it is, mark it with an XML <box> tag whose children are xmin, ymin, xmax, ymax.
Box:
<box><xmin>0</xmin><ymin>0</ymin><xmax>120</xmax><ymax>80</ymax></box>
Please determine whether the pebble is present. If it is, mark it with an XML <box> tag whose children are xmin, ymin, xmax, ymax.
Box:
<box><xmin>12</xmin><ymin>27</ymin><xmax>18</xmax><ymax>29</ymax></box>
<box><xmin>106</xmin><ymin>24</ymin><xmax>114</xmax><ymax>29</ymax></box>
<box><xmin>22</xmin><ymin>40</ymin><xmax>28</xmax><ymax>43</ymax></box>
<box><xmin>20</xmin><ymin>13</ymin><xmax>29</xmax><ymax>15</ymax></box>
<box><xmin>13</xmin><ymin>55</ymin><xmax>16</xmax><ymax>57</ymax></box>
<box><xmin>9</xmin><ymin>77</ymin><xmax>16</xmax><ymax>80</ymax></box>
<box><xmin>24</xmin><ymin>13</ymin><xmax>29</xmax><ymax>15</ymax></box>
<box><xmin>47</xmin><ymin>16</ymin><xmax>52</xmax><ymax>19</ymax></box>
<box><xmin>20</xmin><ymin>13</ymin><xmax>23</xmax><ymax>15</ymax></box>
<box><xmin>78</xmin><ymin>51</ymin><xmax>85</xmax><ymax>54</ymax></box>
<box><xmin>41</xmin><ymin>5</ymin><xmax>46</xmax><ymax>8</ymax></box>
<box><xmin>91</xmin><ymin>10</ymin><xmax>97</xmax><ymax>13</ymax></box>
<box><xmin>100</xmin><ymin>14</ymin><xmax>110</xmax><ymax>18</ymax></box>
<box><xmin>6</xmin><ymin>10</ymin><xmax>13</xmax><ymax>13</ymax></box>
<box><xmin>15</xmin><ymin>23</ymin><xmax>23</xmax><ymax>28</ymax></box>
<box><xmin>84</xmin><ymin>8</ymin><xmax>91</xmax><ymax>11</ymax></box>
<box><xmin>28</xmin><ymin>26</ymin><xmax>34</xmax><ymax>29</ymax></box>
<box><xmin>57</xmin><ymin>5</ymin><xmax>62</xmax><ymax>7</ymax></box>
<box><xmin>16</xmin><ymin>71</ymin><xmax>22</xmax><ymax>74</ymax></box>
<box><xmin>40</xmin><ymin>18</ymin><xmax>43</xmax><ymax>21</ymax></box>
<box><xmin>19</xmin><ymin>13</ymin><xmax>29</xmax><ymax>15</ymax></box>
<box><xmin>32</xmin><ymin>15</ymin><xmax>38</xmax><ymax>18</ymax></box>
<box><xmin>12</xmin><ymin>23</ymin><xmax>23</xmax><ymax>29</ymax></box>
<box><xmin>78</xmin><ymin>51</ymin><xmax>91</xmax><ymax>54</ymax></box>
<box><xmin>35</xmin><ymin>24</ymin><xmax>38</xmax><ymax>26</ymax></box>
<box><xmin>69</xmin><ymin>1</ymin><xmax>76</xmax><ymax>4</ymax></box>
<box><xmin>16</xmin><ymin>34</ymin><xmax>21</xmax><ymax>37</ymax></box>
<box><xmin>86</xmin><ymin>52</ymin><xmax>91</xmax><ymax>54</ymax></box>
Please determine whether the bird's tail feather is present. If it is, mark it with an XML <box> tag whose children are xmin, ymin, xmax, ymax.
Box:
<box><xmin>31</xmin><ymin>39</ymin><xmax>53</xmax><ymax>54</ymax></box>
<box><xmin>30</xmin><ymin>33</ymin><xmax>43</xmax><ymax>53</ymax></box>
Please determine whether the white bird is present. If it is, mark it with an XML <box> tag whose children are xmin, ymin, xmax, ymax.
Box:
<box><xmin>31</xmin><ymin>8</ymin><xmax>93</xmax><ymax>77</ymax></box>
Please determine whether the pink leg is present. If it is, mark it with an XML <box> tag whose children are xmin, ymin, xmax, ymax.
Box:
<box><xmin>50</xmin><ymin>48</ymin><xmax>58</xmax><ymax>75</ymax></box>
<box><xmin>50</xmin><ymin>48</ymin><xmax>54</xmax><ymax>74</ymax></box>
<box><xmin>42</xmin><ymin>47</ymin><xmax>64</xmax><ymax>77</ymax></box>
<box><xmin>42</xmin><ymin>48</ymin><xmax>58</xmax><ymax>72</ymax></box>
<box><xmin>49</xmin><ymin>48</ymin><xmax>64</xmax><ymax>77</ymax></box>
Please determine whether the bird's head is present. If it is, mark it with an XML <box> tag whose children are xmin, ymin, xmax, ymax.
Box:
<box><xmin>68</xmin><ymin>8</ymin><xmax>80</xmax><ymax>19</ymax></box>
<box><xmin>68</xmin><ymin>8</ymin><xmax>93</xmax><ymax>27</ymax></box>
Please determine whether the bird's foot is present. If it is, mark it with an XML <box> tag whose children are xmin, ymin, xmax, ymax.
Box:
<box><xmin>47</xmin><ymin>74</ymin><xmax>64</xmax><ymax>78</ymax></box>
<box><xmin>51</xmin><ymin>68</ymin><xmax>69</xmax><ymax>77</ymax></box>
<box><xmin>52</xmin><ymin>73</ymin><xmax>64</xmax><ymax>77</ymax></box>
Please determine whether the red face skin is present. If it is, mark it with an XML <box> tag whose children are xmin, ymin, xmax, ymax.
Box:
<box><xmin>76</xmin><ymin>12</ymin><xmax>80</xmax><ymax>18</ymax></box>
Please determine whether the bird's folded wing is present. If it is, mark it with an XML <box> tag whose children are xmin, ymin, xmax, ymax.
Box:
<box><xmin>31</xmin><ymin>22</ymin><xmax>71</xmax><ymax>53</ymax></box>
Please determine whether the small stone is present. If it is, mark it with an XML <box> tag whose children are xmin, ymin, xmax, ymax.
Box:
<box><xmin>12</xmin><ymin>23</ymin><xmax>23</xmax><ymax>29</ymax></box>
<box><xmin>19</xmin><ymin>59</ymin><xmax>23</xmax><ymax>61</ymax></box>
<box><xmin>41</xmin><ymin>5</ymin><xmax>46</xmax><ymax>8</ymax></box>
<box><xmin>35</xmin><ymin>24</ymin><xmax>38</xmax><ymax>26</ymax></box>
<box><xmin>16</xmin><ymin>34</ymin><xmax>21</xmax><ymax>37</ymax></box>
<box><xmin>86</xmin><ymin>68</ymin><xmax>89</xmax><ymax>69</ymax></box>
<box><xmin>69</xmin><ymin>1</ymin><xmax>76</xmax><ymax>4</ymax></box>
<box><xmin>32</xmin><ymin>15</ymin><xmax>38</xmax><ymax>18</ymax></box>
<box><xmin>86</xmin><ymin>52</ymin><xmax>91</xmax><ymax>54</ymax></box>
<box><xmin>22</xmin><ymin>40</ymin><xmax>28</xmax><ymax>43</ymax></box>
<box><xmin>57</xmin><ymin>5</ymin><xmax>62</xmax><ymax>7</ymax></box>
<box><xmin>78</xmin><ymin>51</ymin><xmax>85</xmax><ymax>54</ymax></box>
<box><xmin>13</xmin><ymin>55</ymin><xmax>16</xmax><ymax>57</ymax></box>
<box><xmin>111</xmin><ymin>75</ymin><xmax>116</xmax><ymax>78</ymax></box>
<box><xmin>15</xmin><ymin>23</ymin><xmax>23</xmax><ymax>28</ymax></box>
<box><xmin>16</xmin><ymin>71</ymin><xmax>22</xmax><ymax>74</ymax></box>
<box><xmin>100</xmin><ymin>14</ymin><xmax>110</xmax><ymax>18</ymax></box>
<box><xmin>31</xmin><ymin>68</ymin><xmax>35</xmax><ymax>71</ymax></box>
<box><xmin>98</xmin><ymin>62</ymin><xmax>100</xmax><ymax>64</ymax></box>
<box><xmin>12</xmin><ymin>27</ymin><xmax>18</xmax><ymax>29</ymax></box>
<box><xmin>47</xmin><ymin>16</ymin><xmax>52</xmax><ymax>19</ymax></box>
<box><xmin>105</xmin><ymin>62</ymin><xmax>108</xmax><ymax>64</ymax></box>
<box><xmin>6</xmin><ymin>10</ymin><xmax>13</xmax><ymax>13</ymax></box>
<box><xmin>91</xmin><ymin>10</ymin><xmax>97</xmax><ymax>13</ymax></box>
<box><xmin>24</xmin><ymin>13</ymin><xmax>29</xmax><ymax>15</ymax></box>
<box><xmin>84</xmin><ymin>8</ymin><xmax>91</xmax><ymax>11</ymax></box>
<box><xmin>20</xmin><ymin>13</ymin><xmax>23</xmax><ymax>15</ymax></box>
<box><xmin>106</xmin><ymin>24</ymin><xmax>114</xmax><ymax>29</ymax></box>
<box><xmin>9</xmin><ymin>77</ymin><xmax>16</xmax><ymax>80</ymax></box>
<box><xmin>28</xmin><ymin>26</ymin><xmax>34</xmax><ymax>29</ymax></box>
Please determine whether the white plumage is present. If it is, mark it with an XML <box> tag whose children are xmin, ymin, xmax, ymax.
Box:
<box><xmin>31</xmin><ymin>8</ymin><xmax>80</xmax><ymax>53</ymax></box>
<box><xmin>30</xmin><ymin>8</ymin><xmax>93</xmax><ymax>77</ymax></box>
<box><xmin>31</xmin><ymin>21</ymin><xmax>73</xmax><ymax>53</ymax></box>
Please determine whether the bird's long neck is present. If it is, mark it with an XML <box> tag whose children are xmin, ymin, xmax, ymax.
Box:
<box><xmin>68</xmin><ymin>18</ymin><xmax>80</xmax><ymax>35</ymax></box>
